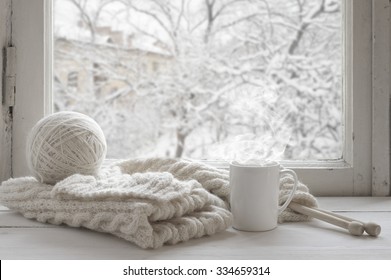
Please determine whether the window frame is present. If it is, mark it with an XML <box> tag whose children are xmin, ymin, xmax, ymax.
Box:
<box><xmin>0</xmin><ymin>0</ymin><xmax>12</xmax><ymax>182</ymax></box>
<box><xmin>7</xmin><ymin>0</ymin><xmax>390</xmax><ymax>196</ymax></box>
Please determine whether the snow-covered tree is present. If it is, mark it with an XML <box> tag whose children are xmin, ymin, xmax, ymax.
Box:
<box><xmin>53</xmin><ymin>0</ymin><xmax>342</xmax><ymax>160</ymax></box>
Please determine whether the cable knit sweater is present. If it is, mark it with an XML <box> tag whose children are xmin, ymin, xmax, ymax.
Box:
<box><xmin>0</xmin><ymin>158</ymin><xmax>317</xmax><ymax>249</ymax></box>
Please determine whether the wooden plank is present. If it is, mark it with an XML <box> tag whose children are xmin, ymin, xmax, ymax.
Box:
<box><xmin>372</xmin><ymin>0</ymin><xmax>391</xmax><ymax>196</ymax></box>
<box><xmin>0</xmin><ymin>211</ymin><xmax>389</xmax><ymax>260</ymax></box>
<box><xmin>0</xmin><ymin>211</ymin><xmax>57</xmax><ymax>228</ymax></box>
<box><xmin>0</xmin><ymin>198</ymin><xmax>390</xmax><ymax>259</ymax></box>
<box><xmin>0</xmin><ymin>0</ymin><xmax>12</xmax><ymax>183</ymax></box>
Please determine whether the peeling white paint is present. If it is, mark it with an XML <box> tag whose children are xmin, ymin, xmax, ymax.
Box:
<box><xmin>0</xmin><ymin>0</ymin><xmax>12</xmax><ymax>182</ymax></box>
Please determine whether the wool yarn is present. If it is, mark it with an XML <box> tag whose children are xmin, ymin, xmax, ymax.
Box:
<box><xmin>0</xmin><ymin>158</ymin><xmax>233</xmax><ymax>249</ymax></box>
<box><xmin>26</xmin><ymin>111</ymin><xmax>107</xmax><ymax>184</ymax></box>
<box><xmin>0</xmin><ymin>157</ymin><xmax>318</xmax><ymax>249</ymax></box>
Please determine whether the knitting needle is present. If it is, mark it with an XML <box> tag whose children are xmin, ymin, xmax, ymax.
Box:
<box><xmin>315</xmin><ymin>208</ymin><xmax>381</xmax><ymax>237</ymax></box>
<box><xmin>289</xmin><ymin>202</ymin><xmax>364</xmax><ymax>236</ymax></box>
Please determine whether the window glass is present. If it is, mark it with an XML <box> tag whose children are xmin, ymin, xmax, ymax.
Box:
<box><xmin>53</xmin><ymin>0</ymin><xmax>342</xmax><ymax>162</ymax></box>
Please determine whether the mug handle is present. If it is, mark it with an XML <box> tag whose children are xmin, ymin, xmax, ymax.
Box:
<box><xmin>278</xmin><ymin>168</ymin><xmax>298</xmax><ymax>214</ymax></box>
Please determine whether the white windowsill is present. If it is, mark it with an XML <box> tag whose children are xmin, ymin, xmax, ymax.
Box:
<box><xmin>1</xmin><ymin>197</ymin><xmax>390</xmax><ymax>260</ymax></box>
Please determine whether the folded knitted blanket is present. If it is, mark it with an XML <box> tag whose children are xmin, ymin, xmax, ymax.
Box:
<box><xmin>0</xmin><ymin>158</ymin><xmax>317</xmax><ymax>248</ymax></box>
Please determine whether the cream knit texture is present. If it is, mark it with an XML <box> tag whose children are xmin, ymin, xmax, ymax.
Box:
<box><xmin>0</xmin><ymin>158</ymin><xmax>317</xmax><ymax>248</ymax></box>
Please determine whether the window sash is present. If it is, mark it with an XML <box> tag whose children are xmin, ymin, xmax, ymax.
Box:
<box><xmin>8</xmin><ymin>0</ymin><xmax>390</xmax><ymax>196</ymax></box>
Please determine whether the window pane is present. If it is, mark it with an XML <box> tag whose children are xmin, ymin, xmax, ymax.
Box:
<box><xmin>53</xmin><ymin>0</ymin><xmax>342</xmax><ymax>161</ymax></box>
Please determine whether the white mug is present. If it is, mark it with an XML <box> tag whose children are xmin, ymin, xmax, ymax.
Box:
<box><xmin>229</xmin><ymin>161</ymin><xmax>298</xmax><ymax>231</ymax></box>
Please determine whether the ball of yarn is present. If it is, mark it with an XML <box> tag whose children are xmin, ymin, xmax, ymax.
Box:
<box><xmin>26</xmin><ymin>111</ymin><xmax>107</xmax><ymax>184</ymax></box>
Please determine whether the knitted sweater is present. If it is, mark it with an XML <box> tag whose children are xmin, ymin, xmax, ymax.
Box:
<box><xmin>0</xmin><ymin>158</ymin><xmax>317</xmax><ymax>248</ymax></box>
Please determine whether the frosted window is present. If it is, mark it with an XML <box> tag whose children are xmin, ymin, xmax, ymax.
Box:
<box><xmin>54</xmin><ymin>0</ymin><xmax>342</xmax><ymax>161</ymax></box>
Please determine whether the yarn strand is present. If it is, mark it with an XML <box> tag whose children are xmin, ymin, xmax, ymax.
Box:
<box><xmin>26</xmin><ymin>111</ymin><xmax>107</xmax><ymax>184</ymax></box>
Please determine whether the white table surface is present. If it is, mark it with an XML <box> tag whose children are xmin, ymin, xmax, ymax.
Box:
<box><xmin>1</xmin><ymin>197</ymin><xmax>390</xmax><ymax>260</ymax></box>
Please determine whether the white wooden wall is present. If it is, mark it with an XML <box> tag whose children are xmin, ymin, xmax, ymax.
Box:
<box><xmin>0</xmin><ymin>0</ymin><xmax>12</xmax><ymax>183</ymax></box>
